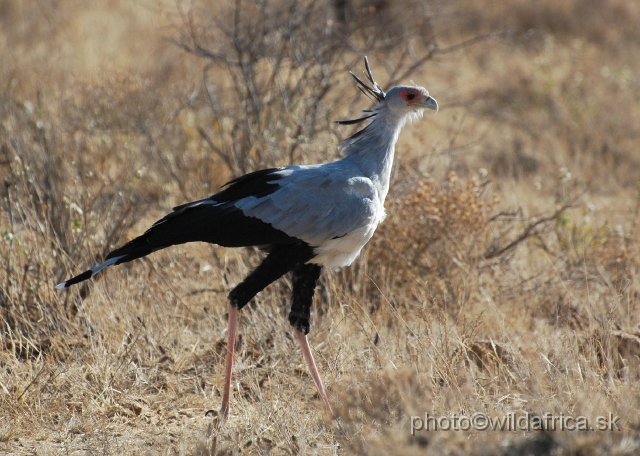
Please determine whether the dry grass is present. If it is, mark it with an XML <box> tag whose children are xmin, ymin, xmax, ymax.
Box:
<box><xmin>1</xmin><ymin>0</ymin><xmax>640</xmax><ymax>454</ymax></box>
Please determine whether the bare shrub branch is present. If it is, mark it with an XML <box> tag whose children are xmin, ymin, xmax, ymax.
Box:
<box><xmin>481</xmin><ymin>198</ymin><xmax>579</xmax><ymax>260</ymax></box>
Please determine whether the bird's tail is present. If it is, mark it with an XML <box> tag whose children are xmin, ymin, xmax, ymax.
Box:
<box><xmin>55</xmin><ymin>199</ymin><xmax>297</xmax><ymax>289</ymax></box>
<box><xmin>54</xmin><ymin>204</ymin><xmax>213</xmax><ymax>289</ymax></box>
<box><xmin>55</xmin><ymin>255</ymin><xmax>125</xmax><ymax>289</ymax></box>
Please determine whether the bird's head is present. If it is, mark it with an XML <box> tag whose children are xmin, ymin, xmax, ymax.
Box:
<box><xmin>337</xmin><ymin>57</ymin><xmax>438</xmax><ymax>129</ymax></box>
<box><xmin>384</xmin><ymin>86</ymin><xmax>438</xmax><ymax>121</ymax></box>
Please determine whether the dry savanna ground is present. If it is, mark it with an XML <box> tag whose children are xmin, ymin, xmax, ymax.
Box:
<box><xmin>1</xmin><ymin>0</ymin><xmax>640</xmax><ymax>454</ymax></box>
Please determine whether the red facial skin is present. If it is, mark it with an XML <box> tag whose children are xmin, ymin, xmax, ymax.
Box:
<box><xmin>398</xmin><ymin>87</ymin><xmax>425</xmax><ymax>106</ymax></box>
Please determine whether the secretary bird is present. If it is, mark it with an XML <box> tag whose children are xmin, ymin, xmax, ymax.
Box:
<box><xmin>56</xmin><ymin>57</ymin><xmax>438</xmax><ymax>421</ymax></box>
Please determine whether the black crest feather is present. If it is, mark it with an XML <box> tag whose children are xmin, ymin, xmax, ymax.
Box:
<box><xmin>335</xmin><ymin>56</ymin><xmax>385</xmax><ymax>126</ymax></box>
<box><xmin>350</xmin><ymin>56</ymin><xmax>385</xmax><ymax>103</ymax></box>
<box><xmin>335</xmin><ymin>113</ymin><xmax>376</xmax><ymax>126</ymax></box>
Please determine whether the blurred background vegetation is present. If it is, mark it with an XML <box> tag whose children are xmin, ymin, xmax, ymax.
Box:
<box><xmin>1</xmin><ymin>0</ymin><xmax>639</xmax><ymax>454</ymax></box>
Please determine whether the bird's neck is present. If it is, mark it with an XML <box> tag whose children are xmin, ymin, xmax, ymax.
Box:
<box><xmin>340</xmin><ymin>108</ymin><xmax>404</xmax><ymax>201</ymax></box>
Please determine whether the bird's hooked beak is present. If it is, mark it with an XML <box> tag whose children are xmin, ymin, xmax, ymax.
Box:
<box><xmin>418</xmin><ymin>96</ymin><xmax>438</xmax><ymax>114</ymax></box>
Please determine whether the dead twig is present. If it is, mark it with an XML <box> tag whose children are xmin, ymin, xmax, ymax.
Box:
<box><xmin>481</xmin><ymin>198</ymin><xmax>580</xmax><ymax>260</ymax></box>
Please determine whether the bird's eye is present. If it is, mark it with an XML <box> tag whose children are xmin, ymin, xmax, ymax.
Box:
<box><xmin>406</xmin><ymin>93</ymin><xmax>416</xmax><ymax>101</ymax></box>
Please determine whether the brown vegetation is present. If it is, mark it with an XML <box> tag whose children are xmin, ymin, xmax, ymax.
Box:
<box><xmin>1</xmin><ymin>0</ymin><xmax>639</xmax><ymax>454</ymax></box>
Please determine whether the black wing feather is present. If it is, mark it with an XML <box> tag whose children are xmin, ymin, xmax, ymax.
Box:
<box><xmin>172</xmin><ymin>167</ymin><xmax>285</xmax><ymax>212</ymax></box>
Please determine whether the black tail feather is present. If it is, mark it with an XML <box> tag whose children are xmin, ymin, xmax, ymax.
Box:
<box><xmin>56</xmin><ymin>270</ymin><xmax>93</xmax><ymax>289</ymax></box>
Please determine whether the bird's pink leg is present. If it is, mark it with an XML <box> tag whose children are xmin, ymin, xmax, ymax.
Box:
<box><xmin>294</xmin><ymin>329</ymin><xmax>333</xmax><ymax>415</ymax></box>
<box><xmin>220</xmin><ymin>301</ymin><xmax>238</xmax><ymax>422</ymax></box>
